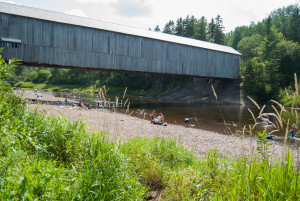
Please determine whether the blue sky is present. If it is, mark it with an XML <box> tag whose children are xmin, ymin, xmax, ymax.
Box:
<box><xmin>1</xmin><ymin>0</ymin><xmax>299</xmax><ymax>32</ymax></box>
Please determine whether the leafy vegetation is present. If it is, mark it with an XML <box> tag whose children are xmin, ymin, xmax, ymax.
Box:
<box><xmin>1</xmin><ymin>56</ymin><xmax>300</xmax><ymax>200</ymax></box>
<box><xmin>227</xmin><ymin>5</ymin><xmax>300</xmax><ymax>103</ymax></box>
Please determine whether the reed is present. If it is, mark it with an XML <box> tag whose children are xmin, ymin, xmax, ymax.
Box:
<box><xmin>285</xmin><ymin>87</ymin><xmax>290</xmax><ymax>100</ymax></box>
<box><xmin>292</xmin><ymin>94</ymin><xmax>296</xmax><ymax>115</ymax></box>
<box><xmin>123</xmin><ymin>87</ymin><xmax>127</xmax><ymax>99</ymax></box>
<box><xmin>124</xmin><ymin>98</ymin><xmax>129</xmax><ymax>107</ymax></box>
<box><xmin>295</xmin><ymin>73</ymin><xmax>298</xmax><ymax>95</ymax></box>
<box><xmin>247</xmin><ymin>96</ymin><xmax>260</xmax><ymax>110</ymax></box>
<box><xmin>271</xmin><ymin>105</ymin><xmax>283</xmax><ymax>129</ymax></box>
<box><xmin>211</xmin><ymin>85</ymin><xmax>228</xmax><ymax>133</ymax></box>
<box><xmin>211</xmin><ymin>85</ymin><xmax>218</xmax><ymax>100</ymax></box>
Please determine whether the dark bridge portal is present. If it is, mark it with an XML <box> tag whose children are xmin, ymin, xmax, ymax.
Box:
<box><xmin>0</xmin><ymin>2</ymin><xmax>241</xmax><ymax>79</ymax></box>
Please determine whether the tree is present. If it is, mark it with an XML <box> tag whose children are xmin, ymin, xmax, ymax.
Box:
<box><xmin>260</xmin><ymin>26</ymin><xmax>284</xmax><ymax>60</ymax></box>
<box><xmin>214</xmin><ymin>15</ymin><xmax>225</xmax><ymax>44</ymax></box>
<box><xmin>163</xmin><ymin>20</ymin><xmax>175</xmax><ymax>34</ymax></box>
<box><xmin>243</xmin><ymin>57</ymin><xmax>267</xmax><ymax>102</ymax></box>
<box><xmin>289</xmin><ymin>7</ymin><xmax>300</xmax><ymax>43</ymax></box>
<box><xmin>194</xmin><ymin>16</ymin><xmax>207</xmax><ymax>41</ymax></box>
<box><xmin>275</xmin><ymin>39</ymin><xmax>300</xmax><ymax>85</ymax></box>
<box><xmin>33</xmin><ymin>69</ymin><xmax>52</xmax><ymax>83</ymax></box>
<box><xmin>175</xmin><ymin>17</ymin><xmax>184</xmax><ymax>36</ymax></box>
<box><xmin>208</xmin><ymin>18</ymin><xmax>216</xmax><ymax>42</ymax></box>
<box><xmin>183</xmin><ymin>15</ymin><xmax>196</xmax><ymax>37</ymax></box>
<box><xmin>237</xmin><ymin>34</ymin><xmax>263</xmax><ymax>60</ymax></box>
<box><xmin>154</xmin><ymin>25</ymin><xmax>160</xmax><ymax>32</ymax></box>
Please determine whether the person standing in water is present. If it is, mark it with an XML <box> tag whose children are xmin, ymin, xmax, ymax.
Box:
<box><xmin>290</xmin><ymin>124</ymin><xmax>297</xmax><ymax>138</ymax></box>
<box><xmin>184</xmin><ymin>118</ymin><xmax>190</xmax><ymax>127</ymax></box>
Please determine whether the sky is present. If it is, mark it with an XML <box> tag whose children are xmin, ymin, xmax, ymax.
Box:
<box><xmin>1</xmin><ymin>0</ymin><xmax>299</xmax><ymax>32</ymax></box>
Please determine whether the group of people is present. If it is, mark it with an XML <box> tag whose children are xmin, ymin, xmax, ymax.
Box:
<box><xmin>97</xmin><ymin>99</ymin><xmax>112</xmax><ymax>109</ymax></box>
<box><xmin>150</xmin><ymin>110</ymin><xmax>168</xmax><ymax>126</ymax></box>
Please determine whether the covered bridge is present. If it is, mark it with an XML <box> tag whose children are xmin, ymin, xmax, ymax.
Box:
<box><xmin>0</xmin><ymin>2</ymin><xmax>241</xmax><ymax>79</ymax></box>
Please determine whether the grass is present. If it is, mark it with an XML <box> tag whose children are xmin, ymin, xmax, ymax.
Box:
<box><xmin>0</xmin><ymin>81</ymin><xmax>146</xmax><ymax>200</ymax></box>
<box><xmin>15</xmin><ymin>81</ymin><xmax>98</xmax><ymax>92</ymax></box>
<box><xmin>14</xmin><ymin>81</ymin><xmax>156</xmax><ymax>96</ymax></box>
<box><xmin>1</xmin><ymin>81</ymin><xmax>299</xmax><ymax>199</ymax></box>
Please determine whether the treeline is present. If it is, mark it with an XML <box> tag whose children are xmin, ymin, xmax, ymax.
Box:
<box><xmin>153</xmin><ymin>4</ymin><xmax>300</xmax><ymax>103</ymax></box>
<box><xmin>227</xmin><ymin>4</ymin><xmax>300</xmax><ymax>103</ymax></box>
<box><xmin>153</xmin><ymin>15</ymin><xmax>226</xmax><ymax>45</ymax></box>
<box><xmin>13</xmin><ymin>66</ymin><xmax>153</xmax><ymax>90</ymax></box>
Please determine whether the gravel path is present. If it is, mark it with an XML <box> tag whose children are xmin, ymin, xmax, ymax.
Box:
<box><xmin>20</xmin><ymin>91</ymin><xmax>299</xmax><ymax>160</ymax></box>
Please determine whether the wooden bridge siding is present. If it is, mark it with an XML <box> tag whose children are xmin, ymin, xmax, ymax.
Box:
<box><xmin>0</xmin><ymin>14</ymin><xmax>240</xmax><ymax>79</ymax></box>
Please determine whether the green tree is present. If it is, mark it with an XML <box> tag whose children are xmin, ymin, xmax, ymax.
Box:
<box><xmin>175</xmin><ymin>17</ymin><xmax>184</xmax><ymax>36</ymax></box>
<box><xmin>275</xmin><ymin>39</ymin><xmax>300</xmax><ymax>85</ymax></box>
<box><xmin>194</xmin><ymin>16</ymin><xmax>207</xmax><ymax>41</ymax></box>
<box><xmin>163</xmin><ymin>20</ymin><xmax>175</xmax><ymax>34</ymax></box>
<box><xmin>289</xmin><ymin>7</ymin><xmax>300</xmax><ymax>43</ymax></box>
<box><xmin>183</xmin><ymin>15</ymin><xmax>196</xmax><ymax>37</ymax></box>
<box><xmin>243</xmin><ymin>57</ymin><xmax>268</xmax><ymax>102</ymax></box>
<box><xmin>237</xmin><ymin>34</ymin><xmax>263</xmax><ymax>60</ymax></box>
<box><xmin>208</xmin><ymin>18</ymin><xmax>216</xmax><ymax>42</ymax></box>
<box><xmin>214</xmin><ymin>15</ymin><xmax>225</xmax><ymax>44</ymax></box>
<box><xmin>154</xmin><ymin>25</ymin><xmax>160</xmax><ymax>32</ymax></box>
<box><xmin>33</xmin><ymin>69</ymin><xmax>52</xmax><ymax>83</ymax></box>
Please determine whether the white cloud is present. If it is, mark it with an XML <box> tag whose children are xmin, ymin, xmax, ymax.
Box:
<box><xmin>0</xmin><ymin>0</ymin><xmax>21</xmax><ymax>5</ymax></box>
<box><xmin>112</xmin><ymin>0</ymin><xmax>152</xmax><ymax>17</ymax></box>
<box><xmin>76</xmin><ymin>0</ymin><xmax>116</xmax><ymax>4</ymax></box>
<box><xmin>65</xmin><ymin>9</ymin><xmax>88</xmax><ymax>18</ymax></box>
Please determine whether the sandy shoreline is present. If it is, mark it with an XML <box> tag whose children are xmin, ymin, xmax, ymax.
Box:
<box><xmin>19</xmin><ymin>91</ymin><xmax>299</xmax><ymax>160</ymax></box>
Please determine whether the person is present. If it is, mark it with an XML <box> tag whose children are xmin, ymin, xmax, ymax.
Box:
<box><xmin>151</xmin><ymin>110</ymin><xmax>156</xmax><ymax>118</ymax></box>
<box><xmin>184</xmin><ymin>118</ymin><xmax>190</xmax><ymax>127</ymax></box>
<box><xmin>137</xmin><ymin>109</ymin><xmax>144</xmax><ymax>114</ymax></box>
<box><xmin>150</xmin><ymin>110</ymin><xmax>156</xmax><ymax>123</ymax></box>
<box><xmin>290</xmin><ymin>124</ymin><xmax>297</xmax><ymax>138</ymax></box>
<box><xmin>81</xmin><ymin>102</ymin><xmax>87</xmax><ymax>110</ymax></box>
<box><xmin>156</xmin><ymin>113</ymin><xmax>162</xmax><ymax>125</ymax></box>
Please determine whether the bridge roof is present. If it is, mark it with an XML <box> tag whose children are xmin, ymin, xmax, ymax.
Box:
<box><xmin>0</xmin><ymin>2</ymin><xmax>241</xmax><ymax>56</ymax></box>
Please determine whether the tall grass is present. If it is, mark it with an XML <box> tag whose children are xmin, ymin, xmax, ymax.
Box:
<box><xmin>0</xmin><ymin>81</ymin><xmax>146</xmax><ymax>200</ymax></box>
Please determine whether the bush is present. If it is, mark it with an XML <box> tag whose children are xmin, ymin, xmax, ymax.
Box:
<box><xmin>15</xmin><ymin>81</ymin><xmax>34</xmax><ymax>88</ymax></box>
<box><xmin>33</xmin><ymin>70</ymin><xmax>52</xmax><ymax>83</ymax></box>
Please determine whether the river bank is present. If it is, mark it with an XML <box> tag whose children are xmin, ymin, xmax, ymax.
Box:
<box><xmin>18</xmin><ymin>91</ymin><xmax>299</xmax><ymax>160</ymax></box>
<box><xmin>14</xmin><ymin>76</ymin><xmax>246</xmax><ymax>105</ymax></box>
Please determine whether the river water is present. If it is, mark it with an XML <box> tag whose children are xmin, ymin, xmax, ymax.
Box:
<box><xmin>30</xmin><ymin>90</ymin><xmax>261</xmax><ymax>133</ymax></box>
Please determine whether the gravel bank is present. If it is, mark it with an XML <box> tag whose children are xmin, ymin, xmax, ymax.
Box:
<box><xmin>20</xmin><ymin>91</ymin><xmax>299</xmax><ymax>160</ymax></box>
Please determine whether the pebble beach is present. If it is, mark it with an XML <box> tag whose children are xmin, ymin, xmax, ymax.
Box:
<box><xmin>19</xmin><ymin>91</ymin><xmax>299</xmax><ymax>161</ymax></box>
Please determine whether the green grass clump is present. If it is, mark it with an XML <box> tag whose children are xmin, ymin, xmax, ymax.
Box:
<box><xmin>0</xmin><ymin>80</ymin><xmax>146</xmax><ymax>200</ymax></box>
<box><xmin>120</xmin><ymin>137</ymin><xmax>201</xmax><ymax>200</ymax></box>
<box><xmin>120</xmin><ymin>133</ymin><xmax>300</xmax><ymax>200</ymax></box>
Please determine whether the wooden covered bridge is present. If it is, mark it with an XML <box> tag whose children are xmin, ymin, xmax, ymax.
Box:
<box><xmin>0</xmin><ymin>2</ymin><xmax>241</xmax><ymax>79</ymax></box>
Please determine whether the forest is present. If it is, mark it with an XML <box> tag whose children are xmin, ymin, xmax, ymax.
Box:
<box><xmin>11</xmin><ymin>4</ymin><xmax>300</xmax><ymax>104</ymax></box>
